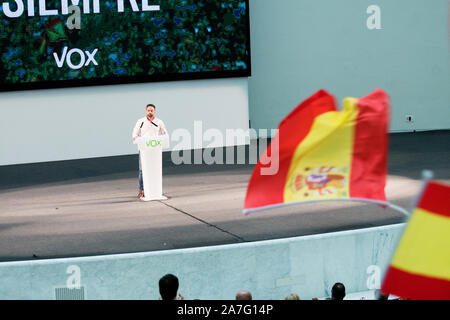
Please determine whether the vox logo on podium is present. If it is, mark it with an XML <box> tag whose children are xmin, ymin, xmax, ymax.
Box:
<box><xmin>53</xmin><ymin>47</ymin><xmax>99</xmax><ymax>70</ymax></box>
<box><xmin>146</xmin><ymin>139</ymin><xmax>161</xmax><ymax>148</ymax></box>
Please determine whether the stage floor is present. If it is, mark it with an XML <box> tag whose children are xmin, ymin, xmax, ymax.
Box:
<box><xmin>0</xmin><ymin>131</ymin><xmax>449</xmax><ymax>262</ymax></box>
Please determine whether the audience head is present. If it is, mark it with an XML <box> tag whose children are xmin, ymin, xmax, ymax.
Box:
<box><xmin>159</xmin><ymin>274</ymin><xmax>179</xmax><ymax>300</ymax></box>
<box><xmin>285</xmin><ymin>293</ymin><xmax>301</xmax><ymax>300</ymax></box>
<box><xmin>375</xmin><ymin>289</ymin><xmax>389</xmax><ymax>300</ymax></box>
<box><xmin>331</xmin><ymin>282</ymin><xmax>346</xmax><ymax>300</ymax></box>
<box><xmin>235</xmin><ymin>290</ymin><xmax>252</xmax><ymax>300</ymax></box>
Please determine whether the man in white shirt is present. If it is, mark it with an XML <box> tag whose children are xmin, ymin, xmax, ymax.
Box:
<box><xmin>132</xmin><ymin>104</ymin><xmax>167</xmax><ymax>199</ymax></box>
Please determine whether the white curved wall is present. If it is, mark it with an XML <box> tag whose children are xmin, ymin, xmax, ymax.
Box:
<box><xmin>0</xmin><ymin>224</ymin><xmax>404</xmax><ymax>300</ymax></box>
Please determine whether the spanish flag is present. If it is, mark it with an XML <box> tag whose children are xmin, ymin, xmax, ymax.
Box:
<box><xmin>243</xmin><ymin>89</ymin><xmax>389</xmax><ymax>214</ymax></box>
<box><xmin>381</xmin><ymin>181</ymin><xmax>450</xmax><ymax>300</ymax></box>
<box><xmin>38</xmin><ymin>18</ymin><xmax>67</xmax><ymax>54</ymax></box>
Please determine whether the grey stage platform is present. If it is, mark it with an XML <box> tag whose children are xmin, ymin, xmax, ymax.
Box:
<box><xmin>0</xmin><ymin>131</ymin><xmax>448</xmax><ymax>262</ymax></box>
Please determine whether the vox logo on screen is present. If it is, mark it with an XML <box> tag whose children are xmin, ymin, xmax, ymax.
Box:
<box><xmin>53</xmin><ymin>47</ymin><xmax>99</xmax><ymax>70</ymax></box>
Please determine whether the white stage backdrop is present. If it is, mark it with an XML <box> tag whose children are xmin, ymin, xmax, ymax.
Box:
<box><xmin>0</xmin><ymin>78</ymin><xmax>249</xmax><ymax>166</ymax></box>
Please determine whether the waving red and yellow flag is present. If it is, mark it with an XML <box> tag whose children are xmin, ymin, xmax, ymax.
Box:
<box><xmin>381</xmin><ymin>181</ymin><xmax>450</xmax><ymax>300</ymax></box>
<box><xmin>243</xmin><ymin>89</ymin><xmax>390</xmax><ymax>214</ymax></box>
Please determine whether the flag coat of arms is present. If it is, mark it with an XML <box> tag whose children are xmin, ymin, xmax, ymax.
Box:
<box><xmin>243</xmin><ymin>89</ymin><xmax>390</xmax><ymax>214</ymax></box>
<box><xmin>381</xmin><ymin>181</ymin><xmax>450</xmax><ymax>300</ymax></box>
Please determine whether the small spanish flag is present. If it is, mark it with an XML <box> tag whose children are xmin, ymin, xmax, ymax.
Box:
<box><xmin>243</xmin><ymin>89</ymin><xmax>389</xmax><ymax>214</ymax></box>
<box><xmin>46</xmin><ymin>18</ymin><xmax>67</xmax><ymax>43</ymax></box>
<box><xmin>381</xmin><ymin>181</ymin><xmax>450</xmax><ymax>300</ymax></box>
<box><xmin>38</xmin><ymin>18</ymin><xmax>67</xmax><ymax>54</ymax></box>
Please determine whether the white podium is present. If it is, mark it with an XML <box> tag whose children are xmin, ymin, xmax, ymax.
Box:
<box><xmin>135</xmin><ymin>134</ymin><xmax>170</xmax><ymax>201</ymax></box>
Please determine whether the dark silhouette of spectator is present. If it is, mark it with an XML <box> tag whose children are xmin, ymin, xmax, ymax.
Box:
<box><xmin>375</xmin><ymin>289</ymin><xmax>389</xmax><ymax>300</ymax></box>
<box><xmin>235</xmin><ymin>290</ymin><xmax>252</xmax><ymax>300</ymax></box>
<box><xmin>159</xmin><ymin>274</ymin><xmax>183</xmax><ymax>300</ymax></box>
<box><xmin>285</xmin><ymin>293</ymin><xmax>301</xmax><ymax>300</ymax></box>
<box><xmin>330</xmin><ymin>282</ymin><xmax>346</xmax><ymax>300</ymax></box>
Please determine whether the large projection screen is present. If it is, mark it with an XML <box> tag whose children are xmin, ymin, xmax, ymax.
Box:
<box><xmin>0</xmin><ymin>0</ymin><xmax>251</xmax><ymax>92</ymax></box>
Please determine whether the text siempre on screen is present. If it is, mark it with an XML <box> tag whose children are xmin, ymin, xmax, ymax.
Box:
<box><xmin>1</xmin><ymin>0</ymin><xmax>160</xmax><ymax>18</ymax></box>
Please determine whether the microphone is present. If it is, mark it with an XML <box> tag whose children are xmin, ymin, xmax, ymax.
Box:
<box><xmin>137</xmin><ymin>122</ymin><xmax>144</xmax><ymax>138</ymax></box>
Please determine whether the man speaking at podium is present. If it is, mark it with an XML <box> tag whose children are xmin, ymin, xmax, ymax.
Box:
<box><xmin>132</xmin><ymin>104</ymin><xmax>167</xmax><ymax>199</ymax></box>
